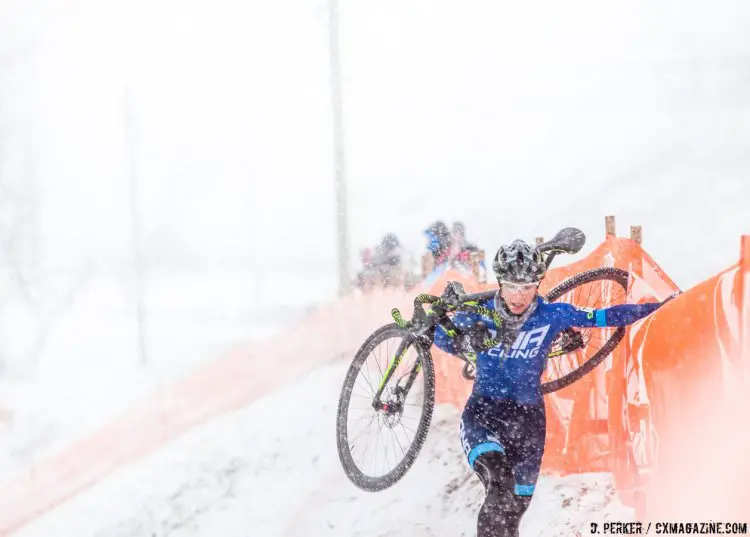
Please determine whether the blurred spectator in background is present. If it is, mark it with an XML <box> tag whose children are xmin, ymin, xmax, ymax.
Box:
<box><xmin>423</xmin><ymin>221</ymin><xmax>452</xmax><ymax>267</ymax></box>
<box><xmin>421</xmin><ymin>220</ymin><xmax>453</xmax><ymax>284</ymax></box>
<box><xmin>449</xmin><ymin>221</ymin><xmax>479</xmax><ymax>269</ymax></box>
<box><xmin>356</xmin><ymin>247</ymin><xmax>376</xmax><ymax>291</ymax></box>
<box><xmin>421</xmin><ymin>219</ymin><xmax>487</xmax><ymax>285</ymax></box>
<box><xmin>355</xmin><ymin>233</ymin><xmax>412</xmax><ymax>291</ymax></box>
<box><xmin>355</xmin><ymin>221</ymin><xmax>486</xmax><ymax>293</ymax></box>
<box><xmin>371</xmin><ymin>232</ymin><xmax>404</xmax><ymax>288</ymax></box>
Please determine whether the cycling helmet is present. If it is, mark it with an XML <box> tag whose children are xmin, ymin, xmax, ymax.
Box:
<box><xmin>492</xmin><ymin>239</ymin><xmax>546</xmax><ymax>284</ymax></box>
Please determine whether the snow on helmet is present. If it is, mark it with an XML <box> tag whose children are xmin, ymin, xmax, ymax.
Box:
<box><xmin>492</xmin><ymin>239</ymin><xmax>546</xmax><ymax>284</ymax></box>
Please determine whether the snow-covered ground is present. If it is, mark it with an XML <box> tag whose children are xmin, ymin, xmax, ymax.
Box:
<box><xmin>0</xmin><ymin>271</ymin><xmax>306</xmax><ymax>485</ymax></box>
<box><xmin>13</xmin><ymin>361</ymin><xmax>633</xmax><ymax>537</ymax></box>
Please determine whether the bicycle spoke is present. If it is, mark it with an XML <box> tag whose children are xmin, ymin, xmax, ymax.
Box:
<box><xmin>367</xmin><ymin>348</ymin><xmax>382</xmax><ymax>387</ymax></box>
<box><xmin>376</xmin><ymin>337</ymin><xmax>389</xmax><ymax>381</ymax></box>
<box><xmin>585</xmin><ymin>279</ymin><xmax>595</xmax><ymax>306</ymax></box>
<box><xmin>392</xmin><ymin>427</ymin><xmax>408</xmax><ymax>458</ymax></box>
<box><xmin>375</xmin><ymin>418</ymin><xmax>383</xmax><ymax>474</ymax></box>
<box><xmin>359</xmin><ymin>358</ymin><xmax>377</xmax><ymax>396</ymax></box>
<box><xmin>354</xmin><ymin>374</ymin><xmax>376</xmax><ymax>398</ymax></box>
<box><xmin>396</xmin><ymin>420</ymin><xmax>418</xmax><ymax>435</ymax></box>
<box><xmin>349</xmin><ymin>411</ymin><xmax>378</xmax><ymax>444</ymax></box>
<box><xmin>388</xmin><ymin>422</ymin><xmax>404</xmax><ymax>467</ymax></box>
<box><xmin>397</xmin><ymin>421</ymin><xmax>414</xmax><ymax>447</ymax></box>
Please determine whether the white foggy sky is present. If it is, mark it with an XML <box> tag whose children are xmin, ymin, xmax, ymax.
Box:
<box><xmin>0</xmin><ymin>0</ymin><xmax>748</xmax><ymax>291</ymax></box>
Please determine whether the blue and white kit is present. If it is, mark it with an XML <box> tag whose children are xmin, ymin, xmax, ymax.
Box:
<box><xmin>434</xmin><ymin>294</ymin><xmax>662</xmax><ymax>496</ymax></box>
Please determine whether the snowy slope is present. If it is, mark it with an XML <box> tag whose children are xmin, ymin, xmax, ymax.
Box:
<box><xmin>13</xmin><ymin>361</ymin><xmax>633</xmax><ymax>537</ymax></box>
<box><xmin>0</xmin><ymin>273</ymin><xmax>299</xmax><ymax>484</ymax></box>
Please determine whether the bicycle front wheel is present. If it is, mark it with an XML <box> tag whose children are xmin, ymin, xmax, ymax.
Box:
<box><xmin>336</xmin><ymin>323</ymin><xmax>435</xmax><ymax>491</ymax></box>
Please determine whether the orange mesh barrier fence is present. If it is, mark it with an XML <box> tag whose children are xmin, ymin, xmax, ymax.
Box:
<box><xmin>622</xmin><ymin>237</ymin><xmax>750</xmax><ymax>520</ymax></box>
<box><xmin>423</xmin><ymin>234</ymin><xmax>749</xmax><ymax>519</ymax></box>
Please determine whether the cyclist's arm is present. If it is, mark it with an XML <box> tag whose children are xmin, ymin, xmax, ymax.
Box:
<box><xmin>433</xmin><ymin>311</ymin><xmax>480</xmax><ymax>356</ymax></box>
<box><xmin>556</xmin><ymin>301</ymin><xmax>665</xmax><ymax>329</ymax></box>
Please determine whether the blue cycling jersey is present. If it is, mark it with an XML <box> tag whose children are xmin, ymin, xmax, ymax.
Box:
<box><xmin>433</xmin><ymin>294</ymin><xmax>663</xmax><ymax>405</ymax></box>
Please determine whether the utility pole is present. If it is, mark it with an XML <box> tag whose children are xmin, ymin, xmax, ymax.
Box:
<box><xmin>123</xmin><ymin>86</ymin><xmax>148</xmax><ymax>366</ymax></box>
<box><xmin>328</xmin><ymin>0</ymin><xmax>351</xmax><ymax>295</ymax></box>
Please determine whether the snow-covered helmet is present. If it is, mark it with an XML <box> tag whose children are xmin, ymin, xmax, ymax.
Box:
<box><xmin>492</xmin><ymin>239</ymin><xmax>546</xmax><ymax>284</ymax></box>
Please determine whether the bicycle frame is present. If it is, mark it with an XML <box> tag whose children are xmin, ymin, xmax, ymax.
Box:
<box><xmin>371</xmin><ymin>290</ymin><xmax>494</xmax><ymax>408</ymax></box>
<box><xmin>371</xmin><ymin>286</ymin><xmax>586</xmax><ymax>408</ymax></box>
<box><xmin>371</xmin><ymin>334</ymin><xmax>425</xmax><ymax>411</ymax></box>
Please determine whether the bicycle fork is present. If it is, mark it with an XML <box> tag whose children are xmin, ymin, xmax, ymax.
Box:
<box><xmin>372</xmin><ymin>337</ymin><xmax>422</xmax><ymax>413</ymax></box>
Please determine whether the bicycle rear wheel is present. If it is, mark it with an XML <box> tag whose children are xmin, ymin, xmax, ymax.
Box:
<box><xmin>541</xmin><ymin>267</ymin><xmax>629</xmax><ymax>393</ymax></box>
<box><xmin>336</xmin><ymin>323</ymin><xmax>435</xmax><ymax>491</ymax></box>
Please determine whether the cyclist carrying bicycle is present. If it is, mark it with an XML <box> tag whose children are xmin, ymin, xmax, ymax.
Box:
<box><xmin>431</xmin><ymin>238</ymin><xmax>675</xmax><ymax>537</ymax></box>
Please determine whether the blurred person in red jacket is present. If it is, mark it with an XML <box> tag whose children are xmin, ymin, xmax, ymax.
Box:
<box><xmin>355</xmin><ymin>247</ymin><xmax>377</xmax><ymax>291</ymax></box>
